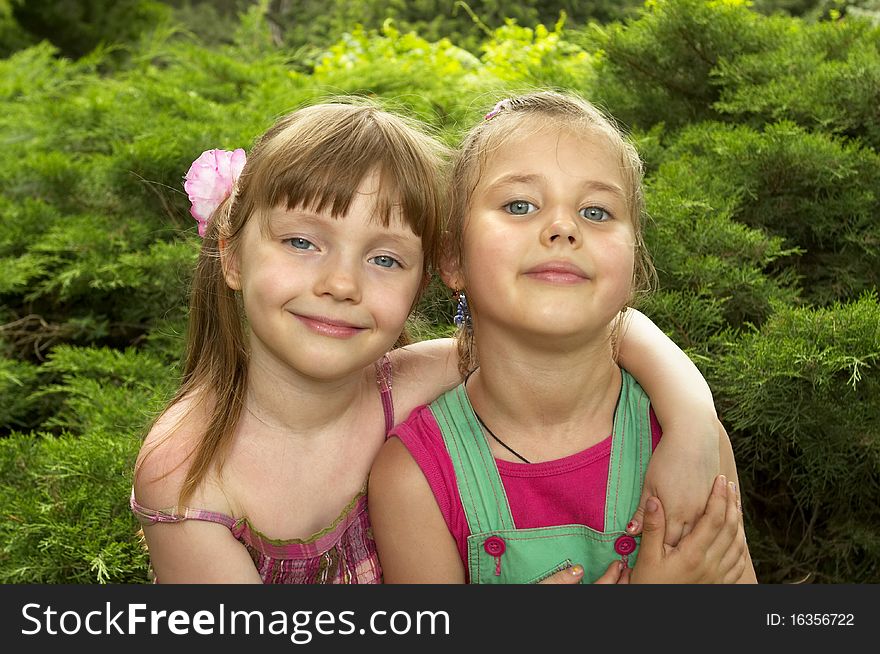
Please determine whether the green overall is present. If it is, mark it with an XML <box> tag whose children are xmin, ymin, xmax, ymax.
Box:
<box><xmin>429</xmin><ymin>370</ymin><xmax>653</xmax><ymax>584</ymax></box>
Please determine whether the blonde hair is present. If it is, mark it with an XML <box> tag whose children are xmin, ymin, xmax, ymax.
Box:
<box><xmin>154</xmin><ymin>99</ymin><xmax>448</xmax><ymax>506</ymax></box>
<box><xmin>447</xmin><ymin>90</ymin><xmax>656</xmax><ymax>375</ymax></box>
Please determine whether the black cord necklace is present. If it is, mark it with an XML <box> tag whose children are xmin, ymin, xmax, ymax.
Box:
<box><xmin>472</xmin><ymin>409</ymin><xmax>532</xmax><ymax>464</ymax></box>
<box><xmin>464</xmin><ymin>367</ymin><xmax>532</xmax><ymax>464</ymax></box>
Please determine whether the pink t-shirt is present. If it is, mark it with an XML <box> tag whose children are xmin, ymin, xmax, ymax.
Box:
<box><xmin>391</xmin><ymin>405</ymin><xmax>661</xmax><ymax>575</ymax></box>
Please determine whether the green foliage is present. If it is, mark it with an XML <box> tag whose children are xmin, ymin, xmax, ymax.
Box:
<box><xmin>711</xmin><ymin>294</ymin><xmax>880</xmax><ymax>583</ymax></box>
<box><xmin>0</xmin><ymin>355</ymin><xmax>40</xmax><ymax>430</ymax></box>
<box><xmin>36</xmin><ymin>345</ymin><xmax>176</xmax><ymax>435</ymax></box>
<box><xmin>640</xmin><ymin>161</ymin><xmax>800</xmax><ymax>340</ymax></box>
<box><xmin>1</xmin><ymin>0</ymin><xmax>878</xmax><ymax>583</ymax></box>
<box><xmin>479</xmin><ymin>17</ymin><xmax>595</xmax><ymax>89</ymax></box>
<box><xmin>753</xmin><ymin>0</ymin><xmax>879</xmax><ymax>20</ymax></box>
<box><xmin>665</xmin><ymin>121</ymin><xmax>880</xmax><ymax>304</ymax></box>
<box><xmin>313</xmin><ymin>22</ymin><xmax>481</xmax><ymax>130</ymax></box>
<box><xmin>583</xmin><ymin>0</ymin><xmax>789</xmax><ymax>130</ymax></box>
<box><xmin>0</xmin><ymin>429</ymin><xmax>149</xmax><ymax>583</ymax></box>
<box><xmin>0</xmin><ymin>0</ymin><xmax>35</xmax><ymax>57</ymax></box>
<box><xmin>262</xmin><ymin>0</ymin><xmax>645</xmax><ymax>54</ymax></box>
<box><xmin>714</xmin><ymin>17</ymin><xmax>880</xmax><ymax>149</ymax></box>
<box><xmin>0</xmin><ymin>345</ymin><xmax>172</xmax><ymax>582</ymax></box>
<box><xmin>10</xmin><ymin>0</ymin><xmax>171</xmax><ymax>59</ymax></box>
<box><xmin>310</xmin><ymin>17</ymin><xmax>597</xmax><ymax>129</ymax></box>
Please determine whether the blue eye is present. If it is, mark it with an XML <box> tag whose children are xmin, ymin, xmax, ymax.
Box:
<box><xmin>579</xmin><ymin>206</ymin><xmax>610</xmax><ymax>222</ymax></box>
<box><xmin>288</xmin><ymin>237</ymin><xmax>315</xmax><ymax>250</ymax></box>
<box><xmin>505</xmin><ymin>200</ymin><xmax>536</xmax><ymax>216</ymax></box>
<box><xmin>370</xmin><ymin>255</ymin><xmax>400</xmax><ymax>269</ymax></box>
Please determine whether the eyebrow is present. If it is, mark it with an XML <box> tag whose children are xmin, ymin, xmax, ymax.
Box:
<box><xmin>487</xmin><ymin>173</ymin><xmax>626</xmax><ymax>199</ymax></box>
<box><xmin>369</xmin><ymin>231</ymin><xmax>422</xmax><ymax>253</ymax></box>
<box><xmin>267</xmin><ymin>209</ymin><xmax>421</xmax><ymax>250</ymax></box>
<box><xmin>264</xmin><ymin>210</ymin><xmax>322</xmax><ymax>234</ymax></box>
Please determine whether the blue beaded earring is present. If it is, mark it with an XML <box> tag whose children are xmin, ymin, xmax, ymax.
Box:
<box><xmin>453</xmin><ymin>291</ymin><xmax>472</xmax><ymax>330</ymax></box>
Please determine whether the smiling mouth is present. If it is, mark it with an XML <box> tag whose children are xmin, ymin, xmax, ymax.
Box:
<box><xmin>294</xmin><ymin>314</ymin><xmax>366</xmax><ymax>339</ymax></box>
<box><xmin>523</xmin><ymin>261</ymin><xmax>589</xmax><ymax>284</ymax></box>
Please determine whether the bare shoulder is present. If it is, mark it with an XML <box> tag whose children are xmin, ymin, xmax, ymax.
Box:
<box><xmin>386</xmin><ymin>338</ymin><xmax>461</xmax><ymax>424</ymax></box>
<box><xmin>133</xmin><ymin>394</ymin><xmax>262</xmax><ymax>583</ymax></box>
<box><xmin>367</xmin><ymin>438</ymin><xmax>446</xmax><ymax>538</ymax></box>
<box><xmin>133</xmin><ymin>393</ymin><xmax>210</xmax><ymax>511</ymax></box>
<box><xmin>369</xmin><ymin>437</ymin><xmax>464</xmax><ymax>582</ymax></box>
<box><xmin>369</xmin><ymin>437</ymin><xmax>429</xmax><ymax>508</ymax></box>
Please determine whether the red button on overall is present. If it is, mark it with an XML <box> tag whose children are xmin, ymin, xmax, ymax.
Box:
<box><xmin>484</xmin><ymin>536</ymin><xmax>506</xmax><ymax>576</ymax></box>
<box><xmin>484</xmin><ymin>536</ymin><xmax>506</xmax><ymax>556</ymax></box>
<box><xmin>614</xmin><ymin>535</ymin><xmax>637</xmax><ymax>556</ymax></box>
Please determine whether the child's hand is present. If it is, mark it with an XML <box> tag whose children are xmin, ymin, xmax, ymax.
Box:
<box><xmin>626</xmin><ymin>426</ymin><xmax>720</xmax><ymax>546</ymax></box>
<box><xmin>537</xmin><ymin>561</ymin><xmax>628</xmax><ymax>584</ymax></box>
<box><xmin>538</xmin><ymin>564</ymin><xmax>586</xmax><ymax>584</ymax></box>
<box><xmin>629</xmin><ymin>474</ymin><xmax>747</xmax><ymax>584</ymax></box>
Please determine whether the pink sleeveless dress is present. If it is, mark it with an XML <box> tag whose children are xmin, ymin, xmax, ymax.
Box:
<box><xmin>130</xmin><ymin>356</ymin><xmax>395</xmax><ymax>584</ymax></box>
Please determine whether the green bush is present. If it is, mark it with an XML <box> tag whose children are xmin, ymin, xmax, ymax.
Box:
<box><xmin>664</xmin><ymin>122</ymin><xmax>880</xmax><ymax>304</ymax></box>
<box><xmin>0</xmin><ymin>345</ymin><xmax>174</xmax><ymax>582</ymax></box>
<box><xmin>714</xmin><ymin>16</ymin><xmax>880</xmax><ymax>149</ymax></box>
<box><xmin>711</xmin><ymin>294</ymin><xmax>880</xmax><ymax>583</ymax></box>
<box><xmin>642</xmin><ymin>153</ymin><xmax>800</xmax><ymax>334</ymax></box>
<box><xmin>1</xmin><ymin>0</ymin><xmax>878</xmax><ymax>583</ymax></box>
<box><xmin>582</xmin><ymin>0</ymin><xmax>789</xmax><ymax>130</ymax></box>
<box><xmin>0</xmin><ymin>356</ymin><xmax>40</xmax><ymax>430</ymax></box>
<box><xmin>10</xmin><ymin>0</ymin><xmax>171</xmax><ymax>59</ymax></box>
<box><xmin>0</xmin><ymin>428</ymin><xmax>149</xmax><ymax>583</ymax></box>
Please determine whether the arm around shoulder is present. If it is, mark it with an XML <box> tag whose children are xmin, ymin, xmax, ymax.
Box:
<box><xmin>133</xmin><ymin>411</ymin><xmax>262</xmax><ymax>584</ymax></box>
<box><xmin>368</xmin><ymin>437</ymin><xmax>465</xmax><ymax>583</ymax></box>
<box><xmin>616</xmin><ymin>308</ymin><xmax>717</xmax><ymax>426</ymax></box>
<box><xmin>387</xmin><ymin>338</ymin><xmax>461</xmax><ymax>423</ymax></box>
<box><xmin>618</xmin><ymin>308</ymin><xmax>722</xmax><ymax>545</ymax></box>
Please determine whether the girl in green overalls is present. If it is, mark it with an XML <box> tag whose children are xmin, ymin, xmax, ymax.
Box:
<box><xmin>370</xmin><ymin>91</ymin><xmax>757</xmax><ymax>584</ymax></box>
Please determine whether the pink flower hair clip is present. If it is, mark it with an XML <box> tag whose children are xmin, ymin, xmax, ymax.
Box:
<box><xmin>183</xmin><ymin>148</ymin><xmax>246</xmax><ymax>237</ymax></box>
<box><xmin>484</xmin><ymin>98</ymin><xmax>511</xmax><ymax>121</ymax></box>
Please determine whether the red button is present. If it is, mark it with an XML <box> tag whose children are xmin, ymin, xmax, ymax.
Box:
<box><xmin>614</xmin><ymin>535</ymin><xmax>637</xmax><ymax>556</ymax></box>
<box><xmin>484</xmin><ymin>536</ymin><xmax>506</xmax><ymax>556</ymax></box>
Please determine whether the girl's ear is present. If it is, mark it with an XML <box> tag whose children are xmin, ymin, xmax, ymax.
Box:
<box><xmin>439</xmin><ymin>243</ymin><xmax>465</xmax><ymax>291</ymax></box>
<box><xmin>219</xmin><ymin>239</ymin><xmax>242</xmax><ymax>290</ymax></box>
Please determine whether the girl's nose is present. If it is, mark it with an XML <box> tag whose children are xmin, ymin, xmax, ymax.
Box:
<box><xmin>315</xmin><ymin>255</ymin><xmax>361</xmax><ymax>302</ymax></box>
<box><xmin>541</xmin><ymin>212</ymin><xmax>581</xmax><ymax>248</ymax></box>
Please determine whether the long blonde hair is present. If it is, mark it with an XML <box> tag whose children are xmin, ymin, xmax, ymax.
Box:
<box><xmin>447</xmin><ymin>90</ymin><xmax>656</xmax><ymax>375</ymax></box>
<box><xmin>153</xmin><ymin>100</ymin><xmax>448</xmax><ymax>505</ymax></box>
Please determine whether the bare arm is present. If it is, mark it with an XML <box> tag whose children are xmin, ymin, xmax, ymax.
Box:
<box><xmin>718</xmin><ymin>423</ymin><xmax>758</xmax><ymax>583</ymax></box>
<box><xmin>133</xmin><ymin>416</ymin><xmax>262</xmax><ymax>584</ymax></box>
<box><xmin>627</xmin><ymin>424</ymin><xmax>757</xmax><ymax>584</ymax></box>
<box><xmin>139</xmin><ymin>520</ymin><xmax>263</xmax><ymax>583</ymax></box>
<box><xmin>368</xmin><ymin>437</ymin><xmax>465</xmax><ymax>583</ymax></box>
<box><xmin>617</xmin><ymin>308</ymin><xmax>720</xmax><ymax>545</ymax></box>
<box><xmin>387</xmin><ymin>338</ymin><xmax>462</xmax><ymax>425</ymax></box>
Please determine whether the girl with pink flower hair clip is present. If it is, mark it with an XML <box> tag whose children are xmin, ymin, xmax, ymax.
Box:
<box><xmin>131</xmin><ymin>97</ymin><xmax>733</xmax><ymax>584</ymax></box>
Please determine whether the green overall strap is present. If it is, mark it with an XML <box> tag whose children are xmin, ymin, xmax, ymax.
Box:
<box><xmin>604</xmin><ymin>370</ymin><xmax>653</xmax><ymax>532</ymax></box>
<box><xmin>429</xmin><ymin>384</ymin><xmax>515</xmax><ymax>534</ymax></box>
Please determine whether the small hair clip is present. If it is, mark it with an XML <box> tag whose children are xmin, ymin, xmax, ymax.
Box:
<box><xmin>484</xmin><ymin>99</ymin><xmax>511</xmax><ymax>121</ymax></box>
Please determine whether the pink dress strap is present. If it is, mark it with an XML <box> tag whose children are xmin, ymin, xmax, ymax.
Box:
<box><xmin>376</xmin><ymin>353</ymin><xmax>395</xmax><ymax>434</ymax></box>
<box><xmin>129</xmin><ymin>488</ymin><xmax>238</xmax><ymax>529</ymax></box>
